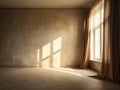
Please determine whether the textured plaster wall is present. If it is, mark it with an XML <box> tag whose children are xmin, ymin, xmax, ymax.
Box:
<box><xmin>0</xmin><ymin>9</ymin><xmax>87</xmax><ymax>67</ymax></box>
<box><xmin>88</xmin><ymin>61</ymin><xmax>101</xmax><ymax>72</ymax></box>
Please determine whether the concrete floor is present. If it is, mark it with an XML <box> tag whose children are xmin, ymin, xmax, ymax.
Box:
<box><xmin>0</xmin><ymin>68</ymin><xmax>119</xmax><ymax>90</ymax></box>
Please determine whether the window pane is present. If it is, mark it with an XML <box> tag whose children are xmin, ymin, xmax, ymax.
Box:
<box><xmin>101</xmin><ymin>24</ymin><xmax>103</xmax><ymax>58</ymax></box>
<box><xmin>95</xmin><ymin>11</ymin><xmax>100</xmax><ymax>26</ymax></box>
<box><xmin>95</xmin><ymin>28</ymin><xmax>100</xmax><ymax>59</ymax></box>
<box><xmin>90</xmin><ymin>0</ymin><xmax>104</xmax><ymax>61</ymax></box>
<box><xmin>90</xmin><ymin>16</ymin><xmax>94</xmax><ymax>30</ymax></box>
<box><xmin>101</xmin><ymin>7</ymin><xmax>104</xmax><ymax>23</ymax></box>
<box><xmin>90</xmin><ymin>30</ymin><xmax>94</xmax><ymax>60</ymax></box>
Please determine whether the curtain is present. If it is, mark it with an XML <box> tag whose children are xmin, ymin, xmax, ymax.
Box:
<box><xmin>80</xmin><ymin>0</ymin><xmax>101</xmax><ymax>69</ymax></box>
<box><xmin>80</xmin><ymin>14</ymin><xmax>90</xmax><ymax>69</ymax></box>
<box><xmin>99</xmin><ymin>0</ymin><xmax>120</xmax><ymax>82</ymax></box>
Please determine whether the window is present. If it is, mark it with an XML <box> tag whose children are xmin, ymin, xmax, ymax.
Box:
<box><xmin>90</xmin><ymin>1</ymin><xmax>104</xmax><ymax>61</ymax></box>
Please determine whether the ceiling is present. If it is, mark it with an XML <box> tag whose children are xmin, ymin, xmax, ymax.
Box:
<box><xmin>0</xmin><ymin>0</ymin><xmax>97</xmax><ymax>8</ymax></box>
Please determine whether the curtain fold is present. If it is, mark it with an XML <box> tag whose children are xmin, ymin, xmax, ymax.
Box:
<box><xmin>99</xmin><ymin>0</ymin><xmax>120</xmax><ymax>82</ymax></box>
<box><xmin>80</xmin><ymin>15</ymin><xmax>90</xmax><ymax>69</ymax></box>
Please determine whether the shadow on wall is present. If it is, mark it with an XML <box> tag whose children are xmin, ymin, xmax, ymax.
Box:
<box><xmin>36</xmin><ymin>37</ymin><xmax>62</xmax><ymax>68</ymax></box>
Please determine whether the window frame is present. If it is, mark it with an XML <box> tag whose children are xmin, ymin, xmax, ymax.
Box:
<box><xmin>90</xmin><ymin>1</ymin><xmax>104</xmax><ymax>62</ymax></box>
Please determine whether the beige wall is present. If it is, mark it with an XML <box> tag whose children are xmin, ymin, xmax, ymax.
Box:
<box><xmin>0</xmin><ymin>9</ymin><xmax>87</xmax><ymax>67</ymax></box>
<box><xmin>88</xmin><ymin>61</ymin><xmax>101</xmax><ymax>72</ymax></box>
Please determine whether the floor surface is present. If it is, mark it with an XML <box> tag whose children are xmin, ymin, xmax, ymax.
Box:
<box><xmin>0</xmin><ymin>68</ymin><xmax>119</xmax><ymax>90</ymax></box>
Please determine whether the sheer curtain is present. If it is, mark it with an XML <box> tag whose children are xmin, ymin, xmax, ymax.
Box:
<box><xmin>99</xmin><ymin>0</ymin><xmax>120</xmax><ymax>82</ymax></box>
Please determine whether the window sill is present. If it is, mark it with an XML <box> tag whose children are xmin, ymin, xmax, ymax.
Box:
<box><xmin>90</xmin><ymin>59</ymin><xmax>102</xmax><ymax>63</ymax></box>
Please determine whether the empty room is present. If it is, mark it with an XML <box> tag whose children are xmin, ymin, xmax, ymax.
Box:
<box><xmin>0</xmin><ymin>0</ymin><xmax>120</xmax><ymax>90</ymax></box>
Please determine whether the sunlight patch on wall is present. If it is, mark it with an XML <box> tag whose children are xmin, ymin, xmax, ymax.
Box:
<box><xmin>42</xmin><ymin>58</ymin><xmax>50</xmax><ymax>68</ymax></box>
<box><xmin>36</xmin><ymin>37</ymin><xmax>62</xmax><ymax>68</ymax></box>
<box><xmin>36</xmin><ymin>49</ymin><xmax>40</xmax><ymax>68</ymax></box>
<box><xmin>53</xmin><ymin>37</ymin><xmax>62</xmax><ymax>67</ymax></box>
<box><xmin>53</xmin><ymin>37</ymin><xmax>62</xmax><ymax>53</ymax></box>
<box><xmin>42</xmin><ymin>43</ymin><xmax>50</xmax><ymax>59</ymax></box>
<box><xmin>42</xmin><ymin>43</ymin><xmax>50</xmax><ymax>68</ymax></box>
<box><xmin>53</xmin><ymin>51</ymin><xmax>61</xmax><ymax>67</ymax></box>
